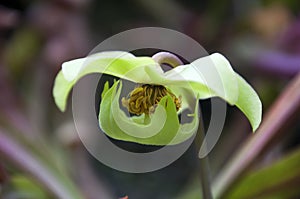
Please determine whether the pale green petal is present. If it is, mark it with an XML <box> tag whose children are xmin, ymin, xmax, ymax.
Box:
<box><xmin>53</xmin><ymin>51</ymin><xmax>160</xmax><ymax>112</ymax></box>
<box><xmin>99</xmin><ymin>81</ymin><xmax>198</xmax><ymax>145</ymax></box>
<box><xmin>189</xmin><ymin>54</ymin><xmax>261</xmax><ymax>131</ymax></box>
<box><xmin>62</xmin><ymin>51</ymin><xmax>162</xmax><ymax>83</ymax></box>
<box><xmin>62</xmin><ymin>51</ymin><xmax>135</xmax><ymax>81</ymax></box>
<box><xmin>170</xmin><ymin>99</ymin><xmax>200</xmax><ymax>144</ymax></box>
<box><xmin>184</xmin><ymin>54</ymin><xmax>261</xmax><ymax>131</ymax></box>
<box><xmin>52</xmin><ymin>71</ymin><xmax>74</xmax><ymax>112</ymax></box>
<box><xmin>143</xmin><ymin>53</ymin><xmax>261</xmax><ymax>131</ymax></box>
<box><xmin>163</xmin><ymin>53</ymin><xmax>238</xmax><ymax>104</ymax></box>
<box><xmin>234</xmin><ymin>73</ymin><xmax>262</xmax><ymax>131</ymax></box>
<box><xmin>139</xmin><ymin>53</ymin><xmax>239</xmax><ymax>104</ymax></box>
<box><xmin>53</xmin><ymin>51</ymin><xmax>262</xmax><ymax>138</ymax></box>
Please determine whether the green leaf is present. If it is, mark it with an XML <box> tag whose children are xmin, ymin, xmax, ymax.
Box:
<box><xmin>223</xmin><ymin>148</ymin><xmax>300</xmax><ymax>199</ymax></box>
<box><xmin>99</xmin><ymin>81</ymin><xmax>199</xmax><ymax>145</ymax></box>
<box><xmin>10</xmin><ymin>175</ymin><xmax>49</xmax><ymax>199</ymax></box>
<box><xmin>175</xmin><ymin>179</ymin><xmax>203</xmax><ymax>199</ymax></box>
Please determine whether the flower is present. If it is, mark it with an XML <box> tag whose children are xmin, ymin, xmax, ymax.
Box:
<box><xmin>53</xmin><ymin>51</ymin><xmax>262</xmax><ymax>145</ymax></box>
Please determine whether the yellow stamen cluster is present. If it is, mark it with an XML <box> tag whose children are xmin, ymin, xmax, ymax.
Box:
<box><xmin>122</xmin><ymin>84</ymin><xmax>181</xmax><ymax>115</ymax></box>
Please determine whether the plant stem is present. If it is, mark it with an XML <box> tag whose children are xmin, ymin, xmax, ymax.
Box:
<box><xmin>153</xmin><ymin>51</ymin><xmax>213</xmax><ymax>198</ymax></box>
<box><xmin>196</xmin><ymin>109</ymin><xmax>213</xmax><ymax>199</ymax></box>
<box><xmin>152</xmin><ymin>51</ymin><xmax>184</xmax><ymax>67</ymax></box>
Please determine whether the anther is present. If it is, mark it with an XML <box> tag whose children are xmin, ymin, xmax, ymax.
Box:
<box><xmin>122</xmin><ymin>84</ymin><xmax>181</xmax><ymax>115</ymax></box>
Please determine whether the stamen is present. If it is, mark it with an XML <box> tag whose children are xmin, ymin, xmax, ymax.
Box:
<box><xmin>122</xmin><ymin>84</ymin><xmax>181</xmax><ymax>115</ymax></box>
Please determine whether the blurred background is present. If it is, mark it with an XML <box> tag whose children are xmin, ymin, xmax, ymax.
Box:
<box><xmin>0</xmin><ymin>0</ymin><xmax>299</xmax><ymax>199</ymax></box>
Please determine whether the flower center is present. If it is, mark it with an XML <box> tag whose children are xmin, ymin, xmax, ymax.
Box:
<box><xmin>122</xmin><ymin>84</ymin><xmax>181</xmax><ymax>115</ymax></box>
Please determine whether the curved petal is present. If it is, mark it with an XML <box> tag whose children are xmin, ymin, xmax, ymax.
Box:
<box><xmin>53</xmin><ymin>51</ymin><xmax>262</xmax><ymax>133</ymax></box>
<box><xmin>138</xmin><ymin>53</ymin><xmax>238</xmax><ymax>104</ymax></box>
<box><xmin>99</xmin><ymin>81</ymin><xmax>198</xmax><ymax>145</ymax></box>
<box><xmin>235</xmin><ymin>73</ymin><xmax>262</xmax><ymax>131</ymax></box>
<box><xmin>53</xmin><ymin>51</ymin><xmax>161</xmax><ymax>111</ymax></box>
<box><xmin>161</xmin><ymin>53</ymin><xmax>238</xmax><ymax>104</ymax></box>
<box><xmin>169</xmin><ymin>99</ymin><xmax>200</xmax><ymax>144</ymax></box>
<box><xmin>52</xmin><ymin>71</ymin><xmax>74</xmax><ymax>112</ymax></box>
<box><xmin>62</xmin><ymin>51</ymin><xmax>135</xmax><ymax>81</ymax></box>
<box><xmin>143</xmin><ymin>53</ymin><xmax>261</xmax><ymax>131</ymax></box>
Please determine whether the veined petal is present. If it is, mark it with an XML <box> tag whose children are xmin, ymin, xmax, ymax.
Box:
<box><xmin>53</xmin><ymin>51</ymin><xmax>161</xmax><ymax>112</ymax></box>
<box><xmin>99</xmin><ymin>81</ymin><xmax>198</xmax><ymax>145</ymax></box>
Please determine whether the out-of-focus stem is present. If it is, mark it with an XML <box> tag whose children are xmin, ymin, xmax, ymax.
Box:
<box><xmin>0</xmin><ymin>129</ymin><xmax>83</xmax><ymax>199</ymax></box>
<box><xmin>197</xmin><ymin>113</ymin><xmax>213</xmax><ymax>199</ymax></box>
<box><xmin>153</xmin><ymin>51</ymin><xmax>213</xmax><ymax>199</ymax></box>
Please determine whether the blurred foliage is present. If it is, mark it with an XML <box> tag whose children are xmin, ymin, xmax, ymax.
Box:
<box><xmin>263</xmin><ymin>0</ymin><xmax>300</xmax><ymax>13</ymax></box>
<box><xmin>3</xmin><ymin>175</ymin><xmax>49</xmax><ymax>199</ymax></box>
<box><xmin>224</xmin><ymin>148</ymin><xmax>300</xmax><ymax>199</ymax></box>
<box><xmin>0</xmin><ymin>0</ymin><xmax>299</xmax><ymax>198</ymax></box>
<box><xmin>4</xmin><ymin>27</ymin><xmax>43</xmax><ymax>78</ymax></box>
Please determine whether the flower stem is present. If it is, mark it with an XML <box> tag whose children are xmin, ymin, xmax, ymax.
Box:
<box><xmin>194</xmin><ymin>103</ymin><xmax>213</xmax><ymax>199</ymax></box>
<box><xmin>197</xmin><ymin>114</ymin><xmax>213</xmax><ymax>199</ymax></box>
<box><xmin>152</xmin><ymin>51</ymin><xmax>213</xmax><ymax>198</ymax></box>
<box><xmin>152</xmin><ymin>52</ymin><xmax>213</xmax><ymax>199</ymax></box>
<box><xmin>152</xmin><ymin>51</ymin><xmax>183</xmax><ymax>67</ymax></box>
